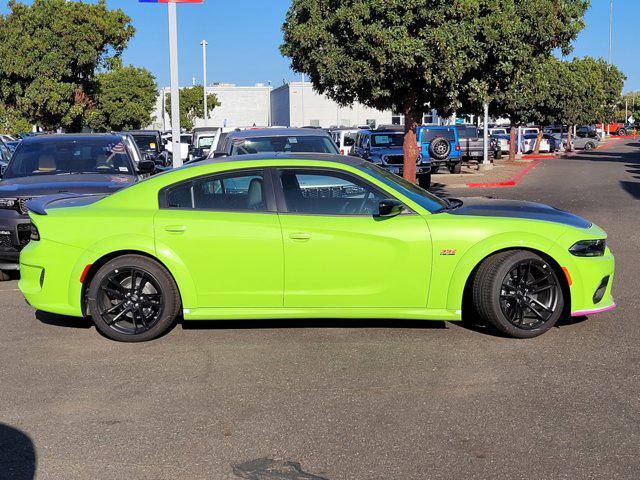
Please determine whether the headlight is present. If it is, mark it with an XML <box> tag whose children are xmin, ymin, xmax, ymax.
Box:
<box><xmin>0</xmin><ymin>198</ymin><xmax>17</xmax><ymax>208</ymax></box>
<box><xmin>569</xmin><ymin>239</ymin><xmax>606</xmax><ymax>257</ymax></box>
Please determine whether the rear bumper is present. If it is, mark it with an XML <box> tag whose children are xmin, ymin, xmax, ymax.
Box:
<box><xmin>18</xmin><ymin>238</ymin><xmax>85</xmax><ymax>317</ymax></box>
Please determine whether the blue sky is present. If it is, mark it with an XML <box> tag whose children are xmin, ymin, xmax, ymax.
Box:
<box><xmin>2</xmin><ymin>0</ymin><xmax>639</xmax><ymax>92</ymax></box>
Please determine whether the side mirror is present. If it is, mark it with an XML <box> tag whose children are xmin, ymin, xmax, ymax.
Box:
<box><xmin>137</xmin><ymin>159</ymin><xmax>156</xmax><ymax>175</ymax></box>
<box><xmin>211</xmin><ymin>150</ymin><xmax>228</xmax><ymax>158</ymax></box>
<box><xmin>377</xmin><ymin>199</ymin><xmax>405</xmax><ymax>217</ymax></box>
<box><xmin>0</xmin><ymin>164</ymin><xmax>5</xmax><ymax>177</ymax></box>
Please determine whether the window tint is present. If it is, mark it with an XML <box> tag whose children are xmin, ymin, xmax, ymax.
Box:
<box><xmin>421</xmin><ymin>128</ymin><xmax>456</xmax><ymax>143</ymax></box>
<box><xmin>194</xmin><ymin>172</ymin><xmax>266</xmax><ymax>211</ymax></box>
<box><xmin>371</xmin><ymin>133</ymin><xmax>403</xmax><ymax>147</ymax></box>
<box><xmin>163</xmin><ymin>171</ymin><xmax>267</xmax><ymax>211</ymax></box>
<box><xmin>279</xmin><ymin>169</ymin><xmax>386</xmax><ymax>215</ymax></box>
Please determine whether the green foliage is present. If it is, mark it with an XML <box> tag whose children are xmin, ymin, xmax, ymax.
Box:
<box><xmin>281</xmin><ymin>0</ymin><xmax>588</xmax><ymax>118</ymax></box>
<box><xmin>502</xmin><ymin>56</ymin><xmax>625</xmax><ymax>127</ymax></box>
<box><xmin>617</xmin><ymin>91</ymin><xmax>640</xmax><ymax>123</ymax></box>
<box><xmin>0</xmin><ymin>0</ymin><xmax>134</xmax><ymax>131</ymax></box>
<box><xmin>165</xmin><ymin>86</ymin><xmax>220</xmax><ymax>131</ymax></box>
<box><xmin>87</xmin><ymin>62</ymin><xmax>158</xmax><ymax>132</ymax></box>
<box><xmin>0</xmin><ymin>103</ymin><xmax>31</xmax><ymax>134</ymax></box>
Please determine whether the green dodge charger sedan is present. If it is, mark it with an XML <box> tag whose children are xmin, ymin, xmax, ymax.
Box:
<box><xmin>18</xmin><ymin>154</ymin><xmax>615</xmax><ymax>342</ymax></box>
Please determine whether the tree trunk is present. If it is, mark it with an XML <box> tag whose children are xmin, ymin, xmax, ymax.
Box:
<box><xmin>509</xmin><ymin>126</ymin><xmax>516</xmax><ymax>161</ymax></box>
<box><xmin>402</xmin><ymin>103</ymin><xmax>420</xmax><ymax>183</ymax></box>
<box><xmin>533</xmin><ymin>128</ymin><xmax>543</xmax><ymax>155</ymax></box>
<box><xmin>566</xmin><ymin>125</ymin><xmax>573</xmax><ymax>152</ymax></box>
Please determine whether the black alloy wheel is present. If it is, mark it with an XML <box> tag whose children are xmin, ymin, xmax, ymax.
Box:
<box><xmin>87</xmin><ymin>255</ymin><xmax>181</xmax><ymax>342</ymax></box>
<box><xmin>499</xmin><ymin>259</ymin><xmax>560</xmax><ymax>330</ymax></box>
<box><xmin>472</xmin><ymin>250</ymin><xmax>565</xmax><ymax>338</ymax></box>
<box><xmin>97</xmin><ymin>268</ymin><xmax>164</xmax><ymax>335</ymax></box>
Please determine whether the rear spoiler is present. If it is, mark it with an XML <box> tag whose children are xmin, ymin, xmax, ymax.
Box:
<box><xmin>26</xmin><ymin>193</ymin><xmax>108</xmax><ymax>216</ymax></box>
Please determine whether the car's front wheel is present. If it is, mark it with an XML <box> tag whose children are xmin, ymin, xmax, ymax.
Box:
<box><xmin>0</xmin><ymin>269</ymin><xmax>11</xmax><ymax>282</ymax></box>
<box><xmin>449</xmin><ymin>162</ymin><xmax>462</xmax><ymax>174</ymax></box>
<box><xmin>87</xmin><ymin>255</ymin><xmax>181</xmax><ymax>342</ymax></box>
<box><xmin>472</xmin><ymin>250</ymin><xmax>564</xmax><ymax>338</ymax></box>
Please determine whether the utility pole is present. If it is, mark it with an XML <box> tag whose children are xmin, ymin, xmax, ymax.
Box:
<box><xmin>168</xmin><ymin>1</ymin><xmax>182</xmax><ymax>168</ymax></box>
<box><xmin>201</xmin><ymin>39</ymin><xmax>208</xmax><ymax>124</ymax></box>
<box><xmin>608</xmin><ymin>0</ymin><xmax>613</xmax><ymax>66</ymax></box>
<box><xmin>300</xmin><ymin>73</ymin><xmax>305</xmax><ymax>127</ymax></box>
<box><xmin>480</xmin><ymin>101</ymin><xmax>492</xmax><ymax>171</ymax></box>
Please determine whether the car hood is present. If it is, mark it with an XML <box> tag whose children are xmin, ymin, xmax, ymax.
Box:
<box><xmin>0</xmin><ymin>174</ymin><xmax>135</xmax><ymax>197</ymax></box>
<box><xmin>447</xmin><ymin>197</ymin><xmax>591</xmax><ymax>229</ymax></box>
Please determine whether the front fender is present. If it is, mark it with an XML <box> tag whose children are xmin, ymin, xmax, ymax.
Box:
<box><xmin>443</xmin><ymin>231</ymin><xmax>562</xmax><ymax>312</ymax></box>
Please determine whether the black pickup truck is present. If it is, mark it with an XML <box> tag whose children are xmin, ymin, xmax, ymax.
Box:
<box><xmin>456</xmin><ymin>125</ymin><xmax>502</xmax><ymax>161</ymax></box>
<box><xmin>0</xmin><ymin>134</ymin><xmax>154</xmax><ymax>280</ymax></box>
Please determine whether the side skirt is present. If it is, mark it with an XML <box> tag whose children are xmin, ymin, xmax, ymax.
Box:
<box><xmin>183</xmin><ymin>307</ymin><xmax>462</xmax><ymax>322</ymax></box>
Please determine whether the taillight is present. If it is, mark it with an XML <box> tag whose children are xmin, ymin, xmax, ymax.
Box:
<box><xmin>30</xmin><ymin>224</ymin><xmax>40</xmax><ymax>241</ymax></box>
<box><xmin>340</xmin><ymin>149</ymin><xmax>345</xmax><ymax>155</ymax></box>
<box><xmin>455</xmin><ymin>145</ymin><xmax>460</xmax><ymax>151</ymax></box>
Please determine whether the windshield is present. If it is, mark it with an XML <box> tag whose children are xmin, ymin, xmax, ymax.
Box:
<box><xmin>356</xmin><ymin>162</ymin><xmax>448</xmax><ymax>212</ymax></box>
<box><xmin>421</xmin><ymin>128</ymin><xmax>456</xmax><ymax>142</ymax></box>
<box><xmin>5</xmin><ymin>137</ymin><xmax>134</xmax><ymax>179</ymax></box>
<box><xmin>131</xmin><ymin>134</ymin><xmax>159</xmax><ymax>152</ymax></box>
<box><xmin>230</xmin><ymin>135</ymin><xmax>339</xmax><ymax>155</ymax></box>
<box><xmin>371</xmin><ymin>133</ymin><xmax>404</xmax><ymax>147</ymax></box>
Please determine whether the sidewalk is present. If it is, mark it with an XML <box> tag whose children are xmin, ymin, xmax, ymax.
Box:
<box><xmin>432</xmin><ymin>136</ymin><xmax>624</xmax><ymax>189</ymax></box>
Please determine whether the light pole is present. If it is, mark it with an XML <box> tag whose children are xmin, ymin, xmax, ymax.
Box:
<box><xmin>608</xmin><ymin>0</ymin><xmax>613</xmax><ymax>66</ymax></box>
<box><xmin>201</xmin><ymin>39</ymin><xmax>208</xmax><ymax>124</ymax></box>
<box><xmin>168</xmin><ymin>1</ymin><xmax>182</xmax><ymax>168</ymax></box>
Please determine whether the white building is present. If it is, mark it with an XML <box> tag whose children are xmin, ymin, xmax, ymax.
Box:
<box><xmin>149</xmin><ymin>81</ymin><xmax>443</xmax><ymax>131</ymax></box>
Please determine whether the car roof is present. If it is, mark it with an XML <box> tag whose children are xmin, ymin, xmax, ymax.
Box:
<box><xmin>19</xmin><ymin>133</ymin><xmax>124</xmax><ymax>144</ymax></box>
<box><xmin>123</xmin><ymin>130</ymin><xmax>161</xmax><ymax>135</ymax></box>
<box><xmin>192</xmin><ymin>152</ymin><xmax>366</xmax><ymax>168</ymax></box>
<box><xmin>227</xmin><ymin>128</ymin><xmax>331</xmax><ymax>139</ymax></box>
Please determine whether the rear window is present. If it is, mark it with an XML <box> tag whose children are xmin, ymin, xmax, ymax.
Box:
<box><xmin>421</xmin><ymin>128</ymin><xmax>456</xmax><ymax>143</ymax></box>
<box><xmin>371</xmin><ymin>133</ymin><xmax>404</xmax><ymax>147</ymax></box>
<box><xmin>230</xmin><ymin>135</ymin><xmax>338</xmax><ymax>155</ymax></box>
<box><xmin>131</xmin><ymin>134</ymin><xmax>158</xmax><ymax>152</ymax></box>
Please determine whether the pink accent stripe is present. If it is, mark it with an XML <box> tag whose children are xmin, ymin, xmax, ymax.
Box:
<box><xmin>571</xmin><ymin>303</ymin><xmax>617</xmax><ymax>317</ymax></box>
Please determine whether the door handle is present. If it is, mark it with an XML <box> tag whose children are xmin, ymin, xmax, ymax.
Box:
<box><xmin>289</xmin><ymin>232</ymin><xmax>311</xmax><ymax>241</ymax></box>
<box><xmin>164</xmin><ymin>225</ymin><xmax>187</xmax><ymax>233</ymax></box>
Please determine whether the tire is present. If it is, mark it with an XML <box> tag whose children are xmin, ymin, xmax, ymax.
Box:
<box><xmin>418</xmin><ymin>173</ymin><xmax>431</xmax><ymax>189</ymax></box>
<box><xmin>429</xmin><ymin>137</ymin><xmax>451</xmax><ymax>160</ymax></box>
<box><xmin>0</xmin><ymin>270</ymin><xmax>11</xmax><ymax>282</ymax></box>
<box><xmin>618</xmin><ymin>128</ymin><xmax>627</xmax><ymax>137</ymax></box>
<box><xmin>584</xmin><ymin>142</ymin><xmax>595</xmax><ymax>151</ymax></box>
<box><xmin>494</xmin><ymin>149</ymin><xmax>503</xmax><ymax>160</ymax></box>
<box><xmin>87</xmin><ymin>254</ymin><xmax>181</xmax><ymax>342</ymax></box>
<box><xmin>471</xmin><ymin>250</ymin><xmax>564</xmax><ymax>338</ymax></box>
<box><xmin>449</xmin><ymin>162</ymin><xmax>462</xmax><ymax>174</ymax></box>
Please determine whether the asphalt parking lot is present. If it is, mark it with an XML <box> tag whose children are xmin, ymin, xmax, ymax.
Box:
<box><xmin>1</xmin><ymin>140</ymin><xmax>638</xmax><ymax>480</ymax></box>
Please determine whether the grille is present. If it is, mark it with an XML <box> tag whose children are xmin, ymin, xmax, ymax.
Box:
<box><xmin>0</xmin><ymin>233</ymin><xmax>12</xmax><ymax>249</ymax></box>
<box><xmin>383</xmin><ymin>155</ymin><xmax>404</xmax><ymax>165</ymax></box>
<box><xmin>17</xmin><ymin>223</ymin><xmax>31</xmax><ymax>246</ymax></box>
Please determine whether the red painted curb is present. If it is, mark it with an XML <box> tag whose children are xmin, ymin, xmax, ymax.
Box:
<box><xmin>521</xmin><ymin>154</ymin><xmax>558</xmax><ymax>160</ymax></box>
<box><xmin>467</xmin><ymin>160</ymin><xmax>541</xmax><ymax>188</ymax></box>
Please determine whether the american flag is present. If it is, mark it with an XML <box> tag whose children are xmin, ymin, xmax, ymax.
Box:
<box><xmin>110</xmin><ymin>143</ymin><xmax>126</xmax><ymax>154</ymax></box>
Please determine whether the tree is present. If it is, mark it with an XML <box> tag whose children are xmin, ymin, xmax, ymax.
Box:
<box><xmin>165</xmin><ymin>86</ymin><xmax>220</xmax><ymax>131</ymax></box>
<box><xmin>0</xmin><ymin>103</ymin><xmax>31</xmax><ymax>134</ymax></box>
<box><xmin>0</xmin><ymin>0</ymin><xmax>134</xmax><ymax>131</ymax></box>
<box><xmin>281</xmin><ymin>0</ymin><xmax>589</xmax><ymax>182</ymax></box>
<box><xmin>86</xmin><ymin>62</ymin><xmax>158</xmax><ymax>132</ymax></box>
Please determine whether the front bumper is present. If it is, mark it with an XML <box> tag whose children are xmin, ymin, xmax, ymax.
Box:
<box><xmin>0</xmin><ymin>216</ymin><xmax>31</xmax><ymax>267</ymax></box>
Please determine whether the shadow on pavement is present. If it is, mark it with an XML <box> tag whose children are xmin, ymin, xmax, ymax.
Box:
<box><xmin>0</xmin><ymin>423</ymin><xmax>36</xmax><ymax>480</ymax></box>
<box><xmin>36</xmin><ymin>310</ymin><xmax>92</xmax><ymax>329</ymax></box>
<box><xmin>181</xmin><ymin>317</ymin><xmax>448</xmax><ymax>331</ymax></box>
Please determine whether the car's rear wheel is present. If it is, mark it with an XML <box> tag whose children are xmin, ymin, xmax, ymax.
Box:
<box><xmin>584</xmin><ymin>141</ymin><xmax>595</xmax><ymax>150</ymax></box>
<box><xmin>87</xmin><ymin>255</ymin><xmax>181</xmax><ymax>342</ymax></box>
<box><xmin>449</xmin><ymin>162</ymin><xmax>462</xmax><ymax>174</ymax></box>
<box><xmin>472</xmin><ymin>250</ymin><xmax>564</xmax><ymax>338</ymax></box>
<box><xmin>618</xmin><ymin>128</ymin><xmax>627</xmax><ymax>136</ymax></box>
<box><xmin>418</xmin><ymin>173</ymin><xmax>431</xmax><ymax>189</ymax></box>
